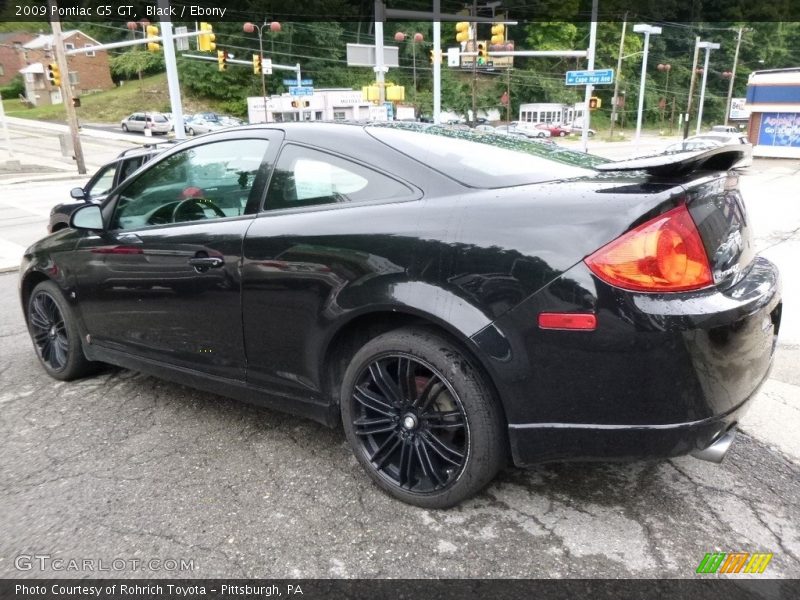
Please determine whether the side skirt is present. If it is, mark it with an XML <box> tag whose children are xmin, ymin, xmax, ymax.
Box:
<box><xmin>84</xmin><ymin>344</ymin><xmax>338</xmax><ymax>427</ymax></box>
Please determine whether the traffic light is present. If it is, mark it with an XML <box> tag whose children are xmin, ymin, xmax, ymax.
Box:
<box><xmin>303</xmin><ymin>100</ymin><xmax>310</xmax><ymax>107</ymax></box>
<box><xmin>146</xmin><ymin>25</ymin><xmax>160</xmax><ymax>52</ymax></box>
<box><xmin>198</xmin><ymin>22</ymin><xmax>216</xmax><ymax>52</ymax></box>
<box><xmin>455</xmin><ymin>22</ymin><xmax>470</xmax><ymax>43</ymax></box>
<box><xmin>46</xmin><ymin>62</ymin><xmax>61</xmax><ymax>86</ymax></box>
<box><xmin>490</xmin><ymin>24</ymin><xmax>505</xmax><ymax>45</ymax></box>
<box><xmin>291</xmin><ymin>100</ymin><xmax>299</xmax><ymax>108</ymax></box>
<box><xmin>217</xmin><ymin>50</ymin><xmax>228</xmax><ymax>71</ymax></box>
<box><xmin>429</xmin><ymin>49</ymin><xmax>441</xmax><ymax>64</ymax></box>
<box><xmin>252</xmin><ymin>54</ymin><xmax>262</xmax><ymax>75</ymax></box>
<box><xmin>477</xmin><ymin>43</ymin><xmax>487</xmax><ymax>65</ymax></box>
<box><xmin>589</xmin><ymin>96</ymin><xmax>601</xmax><ymax>110</ymax></box>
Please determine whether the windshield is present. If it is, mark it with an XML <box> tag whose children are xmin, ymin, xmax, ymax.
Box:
<box><xmin>366</xmin><ymin>123</ymin><xmax>606</xmax><ymax>189</ymax></box>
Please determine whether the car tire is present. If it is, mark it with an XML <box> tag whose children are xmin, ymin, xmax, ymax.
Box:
<box><xmin>537</xmin><ymin>132</ymin><xmax>545</xmax><ymax>138</ymax></box>
<box><xmin>26</xmin><ymin>280</ymin><xmax>97</xmax><ymax>381</ymax></box>
<box><xmin>559</xmin><ymin>131</ymin><xmax>567</xmax><ymax>137</ymax></box>
<box><xmin>121</xmin><ymin>124</ymin><xmax>128</xmax><ymax>132</ymax></box>
<box><xmin>340</xmin><ymin>327</ymin><xmax>506</xmax><ymax>508</ymax></box>
<box><xmin>188</xmin><ymin>128</ymin><xmax>195</xmax><ymax>136</ymax></box>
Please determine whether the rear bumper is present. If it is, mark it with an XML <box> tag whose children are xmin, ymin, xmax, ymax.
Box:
<box><xmin>508</xmin><ymin>371</ymin><xmax>766</xmax><ymax>466</ymax></box>
<box><xmin>473</xmin><ymin>256</ymin><xmax>781</xmax><ymax>467</ymax></box>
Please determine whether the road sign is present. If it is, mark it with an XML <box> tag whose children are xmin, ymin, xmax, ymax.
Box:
<box><xmin>346</xmin><ymin>43</ymin><xmax>400</xmax><ymax>68</ymax></box>
<box><xmin>262</xmin><ymin>59</ymin><xmax>272</xmax><ymax>75</ymax></box>
<box><xmin>289</xmin><ymin>86</ymin><xmax>314</xmax><ymax>97</ymax></box>
<box><xmin>283</xmin><ymin>79</ymin><xmax>313</xmax><ymax>86</ymax></box>
<box><xmin>565</xmin><ymin>69</ymin><xmax>614</xmax><ymax>85</ymax></box>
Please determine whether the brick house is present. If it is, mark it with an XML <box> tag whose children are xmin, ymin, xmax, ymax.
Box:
<box><xmin>19</xmin><ymin>30</ymin><xmax>114</xmax><ymax>106</ymax></box>
<box><xmin>0</xmin><ymin>32</ymin><xmax>35</xmax><ymax>87</ymax></box>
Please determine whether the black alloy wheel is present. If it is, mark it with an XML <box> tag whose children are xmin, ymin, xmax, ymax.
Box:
<box><xmin>27</xmin><ymin>281</ymin><xmax>96</xmax><ymax>380</ymax></box>
<box><xmin>29</xmin><ymin>291</ymin><xmax>68</xmax><ymax>371</ymax></box>
<box><xmin>341</xmin><ymin>327</ymin><xmax>505</xmax><ymax>508</ymax></box>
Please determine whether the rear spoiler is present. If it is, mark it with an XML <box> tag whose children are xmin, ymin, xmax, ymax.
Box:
<box><xmin>595</xmin><ymin>144</ymin><xmax>745</xmax><ymax>176</ymax></box>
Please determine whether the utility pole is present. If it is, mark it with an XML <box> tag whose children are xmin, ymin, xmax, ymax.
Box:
<box><xmin>158</xmin><ymin>0</ymin><xmax>186</xmax><ymax>139</ymax></box>
<box><xmin>433</xmin><ymin>0</ymin><xmax>441</xmax><ymax>124</ymax></box>
<box><xmin>683</xmin><ymin>36</ymin><xmax>701</xmax><ymax>140</ymax></box>
<box><xmin>608</xmin><ymin>14</ymin><xmax>627</xmax><ymax>140</ymax></box>
<box><xmin>374</xmin><ymin>0</ymin><xmax>386</xmax><ymax>105</ymax></box>
<box><xmin>471</xmin><ymin>0</ymin><xmax>478</xmax><ymax>126</ymax></box>
<box><xmin>48</xmin><ymin>0</ymin><xmax>85</xmax><ymax>175</ymax></box>
<box><xmin>724</xmin><ymin>27</ymin><xmax>744</xmax><ymax>126</ymax></box>
<box><xmin>580</xmin><ymin>0</ymin><xmax>598</xmax><ymax>153</ymax></box>
<box><xmin>695</xmin><ymin>41</ymin><xmax>720</xmax><ymax>135</ymax></box>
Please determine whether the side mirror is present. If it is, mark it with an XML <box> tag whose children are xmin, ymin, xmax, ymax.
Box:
<box><xmin>70</xmin><ymin>204</ymin><xmax>104</xmax><ymax>231</ymax></box>
<box><xmin>70</xmin><ymin>187</ymin><xmax>86</xmax><ymax>200</ymax></box>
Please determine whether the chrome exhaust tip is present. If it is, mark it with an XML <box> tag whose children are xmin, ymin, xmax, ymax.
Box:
<box><xmin>691</xmin><ymin>429</ymin><xmax>736</xmax><ymax>464</ymax></box>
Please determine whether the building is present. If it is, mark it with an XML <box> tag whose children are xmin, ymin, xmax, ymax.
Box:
<box><xmin>19</xmin><ymin>30</ymin><xmax>114</xmax><ymax>106</ymax></box>
<box><xmin>248</xmin><ymin>89</ymin><xmax>376</xmax><ymax>124</ymax></box>
<box><xmin>518</xmin><ymin>102</ymin><xmax>585</xmax><ymax>126</ymax></box>
<box><xmin>745</xmin><ymin>68</ymin><xmax>800</xmax><ymax>158</ymax></box>
<box><xmin>0</xmin><ymin>32</ymin><xmax>34</xmax><ymax>87</ymax></box>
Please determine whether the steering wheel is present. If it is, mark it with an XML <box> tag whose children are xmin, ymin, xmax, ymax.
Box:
<box><xmin>171</xmin><ymin>197</ymin><xmax>226</xmax><ymax>223</ymax></box>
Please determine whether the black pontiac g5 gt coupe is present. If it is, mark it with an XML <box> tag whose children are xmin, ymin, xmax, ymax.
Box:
<box><xmin>19</xmin><ymin>123</ymin><xmax>781</xmax><ymax>508</ymax></box>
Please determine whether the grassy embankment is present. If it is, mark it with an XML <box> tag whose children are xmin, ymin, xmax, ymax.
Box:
<box><xmin>2</xmin><ymin>73</ymin><xmax>225</xmax><ymax>124</ymax></box>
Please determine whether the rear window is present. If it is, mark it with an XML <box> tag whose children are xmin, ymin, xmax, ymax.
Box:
<box><xmin>153</xmin><ymin>115</ymin><xmax>168</xmax><ymax>123</ymax></box>
<box><xmin>366</xmin><ymin>124</ymin><xmax>606</xmax><ymax>188</ymax></box>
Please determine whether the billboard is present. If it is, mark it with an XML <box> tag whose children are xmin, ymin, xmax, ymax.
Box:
<box><xmin>729</xmin><ymin>98</ymin><xmax>750</xmax><ymax>120</ymax></box>
<box><xmin>757</xmin><ymin>112</ymin><xmax>800</xmax><ymax>148</ymax></box>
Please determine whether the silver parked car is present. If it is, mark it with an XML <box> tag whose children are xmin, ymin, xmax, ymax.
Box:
<box><xmin>666</xmin><ymin>133</ymin><xmax>753</xmax><ymax>168</ymax></box>
<box><xmin>120</xmin><ymin>112</ymin><xmax>171</xmax><ymax>135</ymax></box>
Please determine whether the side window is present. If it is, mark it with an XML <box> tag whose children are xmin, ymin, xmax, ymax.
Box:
<box><xmin>85</xmin><ymin>164</ymin><xmax>116</xmax><ymax>201</ymax></box>
<box><xmin>117</xmin><ymin>156</ymin><xmax>145</xmax><ymax>183</ymax></box>
<box><xmin>266</xmin><ymin>144</ymin><xmax>413</xmax><ymax>210</ymax></box>
<box><xmin>111</xmin><ymin>139</ymin><xmax>270</xmax><ymax>230</ymax></box>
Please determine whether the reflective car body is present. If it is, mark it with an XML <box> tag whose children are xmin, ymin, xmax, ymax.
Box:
<box><xmin>20</xmin><ymin>124</ymin><xmax>781</xmax><ymax>478</ymax></box>
<box><xmin>120</xmin><ymin>112</ymin><xmax>171</xmax><ymax>134</ymax></box>
<box><xmin>667</xmin><ymin>134</ymin><xmax>753</xmax><ymax>168</ymax></box>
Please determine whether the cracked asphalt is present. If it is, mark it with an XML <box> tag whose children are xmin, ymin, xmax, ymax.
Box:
<box><xmin>1</xmin><ymin>267</ymin><xmax>799</xmax><ymax>579</ymax></box>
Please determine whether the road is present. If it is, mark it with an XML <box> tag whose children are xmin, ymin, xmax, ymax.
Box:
<box><xmin>0</xmin><ymin>121</ymin><xmax>799</xmax><ymax>579</ymax></box>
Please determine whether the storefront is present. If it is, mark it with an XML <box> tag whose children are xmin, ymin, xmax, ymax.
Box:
<box><xmin>247</xmin><ymin>89</ymin><xmax>373</xmax><ymax>124</ymax></box>
<box><xmin>745</xmin><ymin>68</ymin><xmax>800</xmax><ymax>158</ymax></box>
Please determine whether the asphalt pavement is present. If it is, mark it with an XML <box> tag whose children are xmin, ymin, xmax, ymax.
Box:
<box><xmin>1</xmin><ymin>120</ymin><xmax>799</xmax><ymax>580</ymax></box>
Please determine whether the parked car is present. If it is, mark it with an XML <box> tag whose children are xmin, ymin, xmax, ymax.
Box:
<box><xmin>536</xmin><ymin>122</ymin><xmax>571</xmax><ymax>137</ymax></box>
<box><xmin>666</xmin><ymin>134</ymin><xmax>753</xmax><ymax>168</ymax></box>
<box><xmin>508</xmin><ymin>123</ymin><xmax>551</xmax><ymax>138</ymax></box>
<box><xmin>20</xmin><ymin>123</ymin><xmax>781</xmax><ymax>508</ymax></box>
<box><xmin>120</xmin><ymin>112</ymin><xmax>172</xmax><ymax>135</ymax></box>
<box><xmin>474</xmin><ymin>124</ymin><xmax>496</xmax><ymax>132</ymax></box>
<box><xmin>48</xmin><ymin>144</ymin><xmax>170</xmax><ymax>233</ymax></box>
<box><xmin>711</xmin><ymin>125</ymin><xmax>740</xmax><ymax>134</ymax></box>
<box><xmin>184</xmin><ymin>115</ymin><xmax>227</xmax><ymax>136</ymax></box>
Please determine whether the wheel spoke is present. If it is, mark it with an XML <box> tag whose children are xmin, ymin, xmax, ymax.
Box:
<box><xmin>420</xmin><ymin>431</ymin><xmax>464</xmax><ymax>466</ymax></box>
<box><xmin>368</xmin><ymin>362</ymin><xmax>402</xmax><ymax>405</ymax></box>
<box><xmin>52</xmin><ymin>338</ymin><xmax>66</xmax><ymax>368</ymax></box>
<box><xmin>417</xmin><ymin>438</ymin><xmax>445</xmax><ymax>487</ymax></box>
<box><xmin>397</xmin><ymin>438</ymin><xmax>409</xmax><ymax>487</ymax></box>
<box><xmin>30</xmin><ymin>312</ymin><xmax>49</xmax><ymax>331</ymax></box>
<box><xmin>396</xmin><ymin>357</ymin><xmax>416</xmax><ymax>405</ymax></box>
<box><xmin>370</xmin><ymin>432</ymin><xmax>402</xmax><ymax>469</ymax></box>
<box><xmin>417</xmin><ymin>380</ymin><xmax>445</xmax><ymax>413</ymax></box>
<box><xmin>353</xmin><ymin>385</ymin><xmax>395</xmax><ymax>417</ymax></box>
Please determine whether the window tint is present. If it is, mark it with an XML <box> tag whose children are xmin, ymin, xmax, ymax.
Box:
<box><xmin>117</xmin><ymin>156</ymin><xmax>146</xmax><ymax>182</ymax></box>
<box><xmin>85</xmin><ymin>165</ymin><xmax>116</xmax><ymax>201</ymax></box>
<box><xmin>111</xmin><ymin>139</ymin><xmax>270</xmax><ymax>230</ymax></box>
<box><xmin>266</xmin><ymin>144</ymin><xmax>412</xmax><ymax>210</ymax></box>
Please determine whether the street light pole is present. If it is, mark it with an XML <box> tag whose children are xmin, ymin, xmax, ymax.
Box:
<box><xmin>724</xmin><ymin>27</ymin><xmax>745</xmax><ymax>126</ymax></box>
<box><xmin>633</xmin><ymin>24</ymin><xmax>662</xmax><ymax>146</ymax></box>
<box><xmin>696</xmin><ymin>41</ymin><xmax>720</xmax><ymax>135</ymax></box>
<box><xmin>394</xmin><ymin>31</ymin><xmax>424</xmax><ymax>117</ymax></box>
<box><xmin>244</xmin><ymin>21</ymin><xmax>280</xmax><ymax>124</ymax></box>
<box><xmin>608</xmin><ymin>15</ymin><xmax>627</xmax><ymax>140</ymax></box>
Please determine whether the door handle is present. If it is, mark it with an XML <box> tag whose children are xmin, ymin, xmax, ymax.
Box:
<box><xmin>188</xmin><ymin>257</ymin><xmax>224</xmax><ymax>271</ymax></box>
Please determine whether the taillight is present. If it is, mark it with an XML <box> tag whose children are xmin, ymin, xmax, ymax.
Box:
<box><xmin>585</xmin><ymin>204</ymin><xmax>712</xmax><ymax>292</ymax></box>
